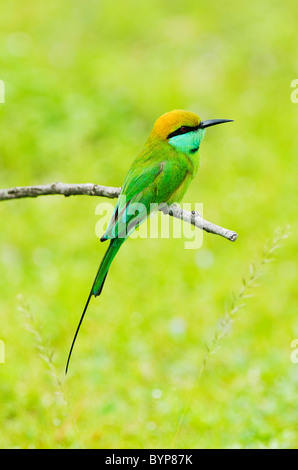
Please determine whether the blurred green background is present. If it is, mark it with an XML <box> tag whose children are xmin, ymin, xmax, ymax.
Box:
<box><xmin>0</xmin><ymin>0</ymin><xmax>298</xmax><ymax>449</ymax></box>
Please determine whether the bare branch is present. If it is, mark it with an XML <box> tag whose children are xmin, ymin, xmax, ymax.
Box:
<box><xmin>0</xmin><ymin>182</ymin><xmax>121</xmax><ymax>200</ymax></box>
<box><xmin>160</xmin><ymin>204</ymin><xmax>238</xmax><ymax>242</ymax></box>
<box><xmin>0</xmin><ymin>182</ymin><xmax>238</xmax><ymax>242</ymax></box>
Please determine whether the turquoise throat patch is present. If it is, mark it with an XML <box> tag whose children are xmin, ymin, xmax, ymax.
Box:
<box><xmin>168</xmin><ymin>129</ymin><xmax>205</xmax><ymax>154</ymax></box>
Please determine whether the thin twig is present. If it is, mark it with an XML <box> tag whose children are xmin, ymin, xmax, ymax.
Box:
<box><xmin>18</xmin><ymin>295</ymin><xmax>82</xmax><ymax>447</ymax></box>
<box><xmin>171</xmin><ymin>225</ymin><xmax>290</xmax><ymax>448</ymax></box>
<box><xmin>0</xmin><ymin>182</ymin><xmax>238</xmax><ymax>242</ymax></box>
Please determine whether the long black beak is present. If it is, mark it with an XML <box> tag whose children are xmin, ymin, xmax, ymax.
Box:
<box><xmin>199</xmin><ymin>119</ymin><xmax>233</xmax><ymax>129</ymax></box>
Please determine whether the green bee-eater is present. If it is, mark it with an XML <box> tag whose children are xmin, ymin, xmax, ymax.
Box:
<box><xmin>66</xmin><ymin>109</ymin><xmax>233</xmax><ymax>373</ymax></box>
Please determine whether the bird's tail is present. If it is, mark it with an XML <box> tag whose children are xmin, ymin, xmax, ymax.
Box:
<box><xmin>65</xmin><ymin>238</ymin><xmax>123</xmax><ymax>374</ymax></box>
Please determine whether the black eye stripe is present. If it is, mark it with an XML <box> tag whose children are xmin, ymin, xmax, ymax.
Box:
<box><xmin>167</xmin><ymin>125</ymin><xmax>200</xmax><ymax>139</ymax></box>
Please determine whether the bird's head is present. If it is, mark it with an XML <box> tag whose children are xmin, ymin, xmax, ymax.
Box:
<box><xmin>150</xmin><ymin>109</ymin><xmax>233</xmax><ymax>155</ymax></box>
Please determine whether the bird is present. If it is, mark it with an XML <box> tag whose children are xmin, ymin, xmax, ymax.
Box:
<box><xmin>65</xmin><ymin>109</ymin><xmax>233</xmax><ymax>373</ymax></box>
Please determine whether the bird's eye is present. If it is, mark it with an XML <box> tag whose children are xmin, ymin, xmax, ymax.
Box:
<box><xmin>180</xmin><ymin>126</ymin><xmax>188</xmax><ymax>133</ymax></box>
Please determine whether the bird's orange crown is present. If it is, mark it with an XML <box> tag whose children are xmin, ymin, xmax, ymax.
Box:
<box><xmin>151</xmin><ymin>109</ymin><xmax>201</xmax><ymax>140</ymax></box>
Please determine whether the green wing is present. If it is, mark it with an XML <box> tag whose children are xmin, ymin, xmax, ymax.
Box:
<box><xmin>102</xmin><ymin>146</ymin><xmax>191</xmax><ymax>241</ymax></box>
<box><xmin>102</xmin><ymin>160</ymin><xmax>163</xmax><ymax>240</ymax></box>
